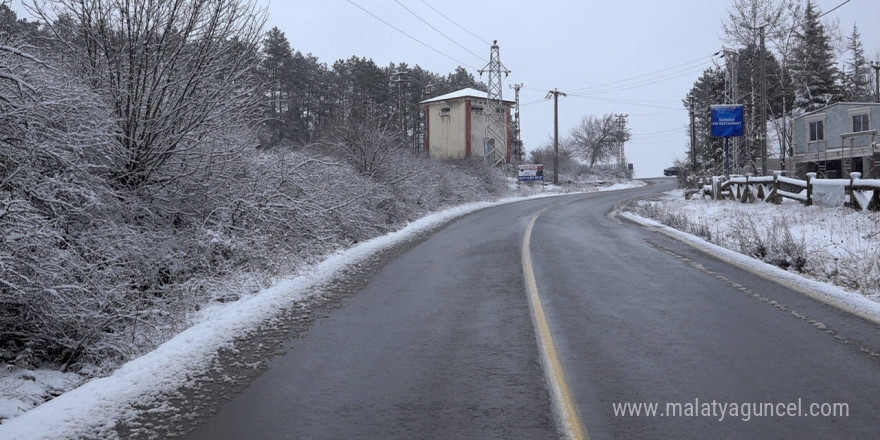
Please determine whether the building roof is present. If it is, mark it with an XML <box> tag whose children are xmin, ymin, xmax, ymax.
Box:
<box><xmin>420</xmin><ymin>87</ymin><xmax>515</xmax><ymax>105</ymax></box>
<box><xmin>795</xmin><ymin>101</ymin><xmax>880</xmax><ymax>119</ymax></box>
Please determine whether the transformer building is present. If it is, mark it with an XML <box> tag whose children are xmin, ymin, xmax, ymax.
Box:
<box><xmin>420</xmin><ymin>87</ymin><xmax>515</xmax><ymax>162</ymax></box>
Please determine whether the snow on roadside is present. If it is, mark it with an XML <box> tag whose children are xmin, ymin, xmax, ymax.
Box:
<box><xmin>0</xmin><ymin>370</ymin><xmax>82</xmax><ymax>424</ymax></box>
<box><xmin>620</xmin><ymin>210</ymin><xmax>880</xmax><ymax>325</ymax></box>
<box><xmin>626</xmin><ymin>189</ymin><xmax>880</xmax><ymax>304</ymax></box>
<box><xmin>0</xmin><ymin>182</ymin><xmax>641</xmax><ymax>440</ymax></box>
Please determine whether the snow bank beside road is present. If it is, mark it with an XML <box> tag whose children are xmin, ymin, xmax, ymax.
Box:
<box><xmin>630</xmin><ymin>190</ymin><xmax>880</xmax><ymax>301</ymax></box>
<box><xmin>625</xmin><ymin>188</ymin><xmax>880</xmax><ymax>328</ymax></box>
<box><xmin>621</xmin><ymin>211</ymin><xmax>880</xmax><ymax>327</ymax></box>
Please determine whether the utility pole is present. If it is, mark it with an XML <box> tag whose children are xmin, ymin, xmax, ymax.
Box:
<box><xmin>871</xmin><ymin>62</ymin><xmax>880</xmax><ymax>103</ymax></box>
<box><xmin>759</xmin><ymin>25</ymin><xmax>767</xmax><ymax>176</ymax></box>
<box><xmin>740</xmin><ymin>22</ymin><xmax>768</xmax><ymax>175</ymax></box>
<box><xmin>510</xmin><ymin>83</ymin><xmax>523</xmax><ymax>163</ymax></box>
<box><xmin>689</xmin><ymin>96</ymin><xmax>697</xmax><ymax>171</ymax></box>
<box><xmin>546</xmin><ymin>88</ymin><xmax>566</xmax><ymax>185</ymax></box>
<box><xmin>723</xmin><ymin>49</ymin><xmax>741</xmax><ymax>174</ymax></box>
<box><xmin>391</xmin><ymin>69</ymin><xmax>410</xmax><ymax>139</ymax></box>
<box><xmin>417</xmin><ymin>84</ymin><xmax>435</xmax><ymax>154</ymax></box>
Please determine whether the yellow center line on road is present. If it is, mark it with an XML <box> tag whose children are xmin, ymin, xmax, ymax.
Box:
<box><xmin>521</xmin><ymin>202</ymin><xmax>589</xmax><ymax>440</ymax></box>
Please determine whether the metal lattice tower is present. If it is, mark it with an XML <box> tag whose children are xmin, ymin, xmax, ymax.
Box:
<box><xmin>616</xmin><ymin>114</ymin><xmax>628</xmax><ymax>170</ymax></box>
<box><xmin>510</xmin><ymin>83</ymin><xmax>523</xmax><ymax>163</ymax></box>
<box><xmin>479</xmin><ymin>40</ymin><xmax>511</xmax><ymax>166</ymax></box>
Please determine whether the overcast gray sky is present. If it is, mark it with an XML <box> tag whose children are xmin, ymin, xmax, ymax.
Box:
<box><xmin>11</xmin><ymin>0</ymin><xmax>880</xmax><ymax>177</ymax></box>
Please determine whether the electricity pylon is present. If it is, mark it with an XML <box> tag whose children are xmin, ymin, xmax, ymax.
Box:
<box><xmin>479</xmin><ymin>40</ymin><xmax>510</xmax><ymax>166</ymax></box>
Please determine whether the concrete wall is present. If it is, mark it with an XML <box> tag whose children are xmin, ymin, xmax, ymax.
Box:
<box><xmin>426</xmin><ymin>99</ymin><xmax>468</xmax><ymax>159</ymax></box>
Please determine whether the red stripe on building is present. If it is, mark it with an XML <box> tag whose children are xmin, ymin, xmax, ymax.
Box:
<box><xmin>424</xmin><ymin>105</ymin><xmax>430</xmax><ymax>155</ymax></box>
<box><xmin>465</xmin><ymin>100</ymin><xmax>472</xmax><ymax>158</ymax></box>
<box><xmin>506</xmin><ymin>107</ymin><xmax>512</xmax><ymax>163</ymax></box>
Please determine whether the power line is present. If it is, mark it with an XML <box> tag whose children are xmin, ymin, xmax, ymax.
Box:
<box><xmin>571</xmin><ymin>58</ymin><xmax>717</xmax><ymax>94</ymax></box>
<box><xmin>578</xmin><ymin>65</ymin><xmax>713</xmax><ymax>95</ymax></box>
<box><xmin>392</xmin><ymin>0</ymin><xmax>486</xmax><ymax>63</ymax></box>
<box><xmin>631</xmin><ymin>127</ymin><xmax>685</xmax><ymax>137</ymax></box>
<box><xmin>521</xmin><ymin>54</ymin><xmax>717</xmax><ymax>97</ymax></box>
<box><xmin>567</xmin><ymin>93</ymin><xmax>686</xmax><ymax>110</ymax></box>
<box><xmin>816</xmin><ymin>0</ymin><xmax>852</xmax><ymax>21</ymax></box>
<box><xmin>344</xmin><ymin>0</ymin><xmax>480</xmax><ymax>71</ymax></box>
<box><xmin>418</xmin><ymin>0</ymin><xmax>493</xmax><ymax>46</ymax></box>
<box><xmin>748</xmin><ymin>0</ymin><xmax>853</xmax><ymax>39</ymax></box>
<box><xmin>520</xmin><ymin>98</ymin><xmax>553</xmax><ymax>107</ymax></box>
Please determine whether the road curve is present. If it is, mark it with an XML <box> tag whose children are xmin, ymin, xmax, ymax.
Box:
<box><xmin>529</xmin><ymin>180</ymin><xmax>880</xmax><ymax>439</ymax></box>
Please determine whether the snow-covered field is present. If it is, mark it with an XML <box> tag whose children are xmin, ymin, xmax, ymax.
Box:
<box><xmin>4</xmin><ymin>180</ymin><xmax>880</xmax><ymax>440</ymax></box>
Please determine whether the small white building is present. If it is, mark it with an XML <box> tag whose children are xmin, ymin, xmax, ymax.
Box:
<box><xmin>792</xmin><ymin>102</ymin><xmax>879</xmax><ymax>178</ymax></box>
<box><xmin>420</xmin><ymin>88</ymin><xmax>514</xmax><ymax>162</ymax></box>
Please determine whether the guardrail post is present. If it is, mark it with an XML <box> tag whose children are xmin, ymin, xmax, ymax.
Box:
<box><xmin>806</xmin><ymin>172</ymin><xmax>816</xmax><ymax>206</ymax></box>
<box><xmin>771</xmin><ymin>171</ymin><xmax>782</xmax><ymax>204</ymax></box>
<box><xmin>742</xmin><ymin>174</ymin><xmax>752</xmax><ymax>203</ymax></box>
<box><xmin>850</xmin><ymin>172</ymin><xmax>861</xmax><ymax>211</ymax></box>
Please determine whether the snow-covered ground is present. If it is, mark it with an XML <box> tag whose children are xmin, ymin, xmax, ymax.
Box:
<box><xmin>3</xmin><ymin>180</ymin><xmax>880</xmax><ymax>440</ymax></box>
<box><xmin>0</xmin><ymin>182</ymin><xmax>638</xmax><ymax>439</ymax></box>
<box><xmin>622</xmin><ymin>189</ymin><xmax>880</xmax><ymax>327</ymax></box>
<box><xmin>630</xmin><ymin>188</ymin><xmax>880</xmax><ymax>301</ymax></box>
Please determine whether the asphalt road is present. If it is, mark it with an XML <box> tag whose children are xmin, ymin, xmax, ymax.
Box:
<box><xmin>184</xmin><ymin>179</ymin><xmax>880</xmax><ymax>439</ymax></box>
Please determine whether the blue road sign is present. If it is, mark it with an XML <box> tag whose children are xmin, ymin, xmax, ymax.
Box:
<box><xmin>710</xmin><ymin>105</ymin><xmax>744</xmax><ymax>138</ymax></box>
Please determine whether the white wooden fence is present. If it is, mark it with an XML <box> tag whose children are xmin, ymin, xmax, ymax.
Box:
<box><xmin>702</xmin><ymin>172</ymin><xmax>880</xmax><ymax>211</ymax></box>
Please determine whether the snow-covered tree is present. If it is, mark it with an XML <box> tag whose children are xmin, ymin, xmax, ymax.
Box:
<box><xmin>323</xmin><ymin>109</ymin><xmax>407</xmax><ymax>179</ymax></box>
<box><xmin>34</xmin><ymin>0</ymin><xmax>266</xmax><ymax>190</ymax></box>
<box><xmin>721</xmin><ymin>0</ymin><xmax>788</xmax><ymax>49</ymax></box>
<box><xmin>840</xmin><ymin>24</ymin><xmax>872</xmax><ymax>103</ymax></box>
<box><xmin>763</xmin><ymin>0</ymin><xmax>801</xmax><ymax>169</ymax></box>
<box><xmin>790</xmin><ymin>0</ymin><xmax>840</xmax><ymax>113</ymax></box>
<box><xmin>0</xmin><ymin>27</ymin><xmax>139</xmax><ymax>367</ymax></box>
<box><xmin>567</xmin><ymin>114</ymin><xmax>630</xmax><ymax>168</ymax></box>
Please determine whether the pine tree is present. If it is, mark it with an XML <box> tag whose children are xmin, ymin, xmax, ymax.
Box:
<box><xmin>330</xmin><ymin>56</ymin><xmax>392</xmax><ymax>124</ymax></box>
<box><xmin>841</xmin><ymin>24</ymin><xmax>871</xmax><ymax>102</ymax></box>
<box><xmin>790</xmin><ymin>0</ymin><xmax>840</xmax><ymax>113</ymax></box>
<box><xmin>289</xmin><ymin>51</ymin><xmax>332</xmax><ymax>143</ymax></box>
<box><xmin>684</xmin><ymin>68</ymin><xmax>727</xmax><ymax>174</ymax></box>
<box><xmin>444</xmin><ymin>66</ymin><xmax>481</xmax><ymax>93</ymax></box>
<box><xmin>259</xmin><ymin>27</ymin><xmax>295</xmax><ymax>146</ymax></box>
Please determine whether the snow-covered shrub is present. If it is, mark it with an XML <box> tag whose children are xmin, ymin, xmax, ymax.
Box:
<box><xmin>631</xmin><ymin>201</ymin><xmax>712</xmax><ymax>241</ymax></box>
<box><xmin>729</xmin><ymin>214</ymin><xmax>768</xmax><ymax>259</ymax></box>
<box><xmin>0</xmin><ymin>40</ymin><xmax>139</xmax><ymax>368</ymax></box>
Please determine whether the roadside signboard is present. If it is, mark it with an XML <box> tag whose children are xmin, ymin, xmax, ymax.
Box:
<box><xmin>710</xmin><ymin>104</ymin><xmax>744</xmax><ymax>138</ymax></box>
<box><xmin>518</xmin><ymin>164</ymin><xmax>544</xmax><ymax>182</ymax></box>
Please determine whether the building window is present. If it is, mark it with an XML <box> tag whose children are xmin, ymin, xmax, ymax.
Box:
<box><xmin>809</xmin><ymin>120</ymin><xmax>824</xmax><ymax>142</ymax></box>
<box><xmin>852</xmin><ymin>113</ymin><xmax>869</xmax><ymax>132</ymax></box>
